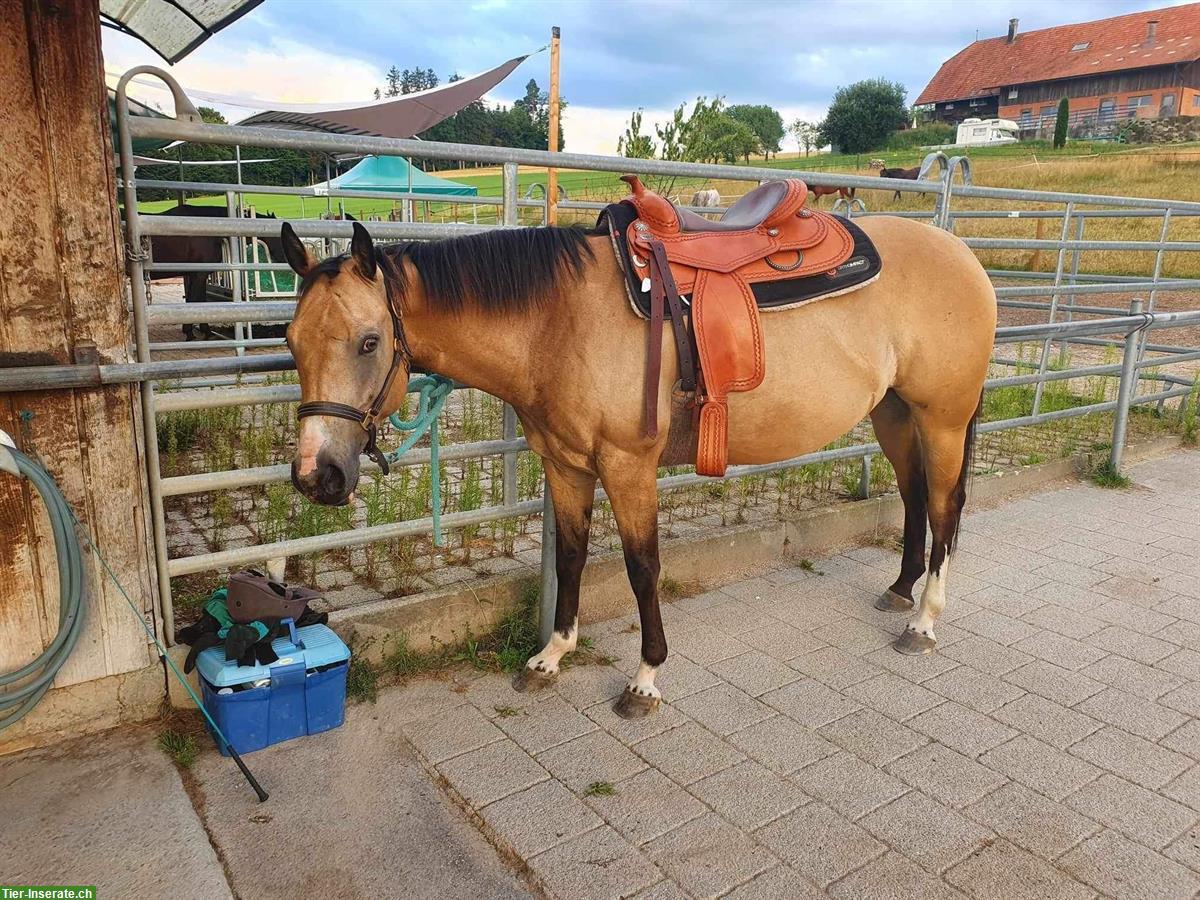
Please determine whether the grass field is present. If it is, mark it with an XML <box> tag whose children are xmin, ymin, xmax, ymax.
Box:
<box><xmin>138</xmin><ymin>139</ymin><xmax>1200</xmax><ymax>278</ymax></box>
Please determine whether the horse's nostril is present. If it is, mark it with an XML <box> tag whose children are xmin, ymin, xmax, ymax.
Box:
<box><xmin>319</xmin><ymin>461</ymin><xmax>347</xmax><ymax>498</ymax></box>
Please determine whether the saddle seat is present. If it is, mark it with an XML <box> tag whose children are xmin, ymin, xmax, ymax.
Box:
<box><xmin>619</xmin><ymin>175</ymin><xmax>859</xmax><ymax>477</ymax></box>
<box><xmin>667</xmin><ymin>180</ymin><xmax>806</xmax><ymax>233</ymax></box>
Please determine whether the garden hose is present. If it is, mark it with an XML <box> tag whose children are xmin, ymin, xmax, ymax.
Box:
<box><xmin>0</xmin><ymin>432</ymin><xmax>267</xmax><ymax>801</ymax></box>
<box><xmin>0</xmin><ymin>440</ymin><xmax>86</xmax><ymax>730</ymax></box>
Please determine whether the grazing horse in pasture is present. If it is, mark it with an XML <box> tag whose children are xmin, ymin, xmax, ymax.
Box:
<box><xmin>878</xmin><ymin>166</ymin><xmax>922</xmax><ymax>201</ymax></box>
<box><xmin>690</xmin><ymin>189</ymin><xmax>721</xmax><ymax>208</ymax></box>
<box><xmin>148</xmin><ymin>204</ymin><xmax>285</xmax><ymax>339</ymax></box>
<box><xmin>282</xmin><ymin>211</ymin><xmax>995</xmax><ymax>717</ymax></box>
<box><xmin>807</xmin><ymin>184</ymin><xmax>856</xmax><ymax>204</ymax></box>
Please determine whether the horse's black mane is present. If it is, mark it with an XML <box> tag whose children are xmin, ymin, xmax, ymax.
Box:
<box><xmin>302</xmin><ymin>226</ymin><xmax>597</xmax><ymax>315</ymax></box>
<box><xmin>383</xmin><ymin>226</ymin><xmax>596</xmax><ymax>315</ymax></box>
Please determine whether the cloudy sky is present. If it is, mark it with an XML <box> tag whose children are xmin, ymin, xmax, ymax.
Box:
<box><xmin>103</xmin><ymin>0</ymin><xmax>1191</xmax><ymax>154</ymax></box>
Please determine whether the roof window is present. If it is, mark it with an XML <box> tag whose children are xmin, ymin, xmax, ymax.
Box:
<box><xmin>1071</xmin><ymin>41</ymin><xmax>1090</xmax><ymax>51</ymax></box>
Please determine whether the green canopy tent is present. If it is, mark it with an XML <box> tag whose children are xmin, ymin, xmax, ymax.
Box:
<box><xmin>312</xmin><ymin>155</ymin><xmax>478</xmax><ymax>197</ymax></box>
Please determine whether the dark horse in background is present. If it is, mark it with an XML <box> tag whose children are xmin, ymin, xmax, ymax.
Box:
<box><xmin>878</xmin><ymin>167</ymin><xmax>921</xmax><ymax>201</ymax></box>
<box><xmin>147</xmin><ymin>204</ymin><xmax>285</xmax><ymax>339</ymax></box>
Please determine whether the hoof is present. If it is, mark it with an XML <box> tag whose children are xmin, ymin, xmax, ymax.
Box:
<box><xmin>875</xmin><ymin>589</ymin><xmax>914</xmax><ymax>613</ymax></box>
<box><xmin>512</xmin><ymin>666</ymin><xmax>557</xmax><ymax>693</ymax></box>
<box><xmin>894</xmin><ymin>628</ymin><xmax>936</xmax><ymax>656</ymax></box>
<box><xmin>613</xmin><ymin>688</ymin><xmax>660</xmax><ymax>719</ymax></box>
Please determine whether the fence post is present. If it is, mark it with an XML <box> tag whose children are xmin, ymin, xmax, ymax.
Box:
<box><xmin>859</xmin><ymin>455</ymin><xmax>871</xmax><ymax>499</ymax></box>
<box><xmin>502</xmin><ymin>404</ymin><xmax>518</xmax><ymax>506</ymax></box>
<box><xmin>502</xmin><ymin>162</ymin><xmax>519</xmax><ymax>227</ymax></box>
<box><xmin>1109</xmin><ymin>298</ymin><xmax>1145</xmax><ymax>474</ymax></box>
<box><xmin>538</xmin><ymin>481</ymin><xmax>557</xmax><ymax>648</ymax></box>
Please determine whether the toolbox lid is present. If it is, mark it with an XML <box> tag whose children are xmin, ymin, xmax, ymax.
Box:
<box><xmin>195</xmin><ymin>622</ymin><xmax>350</xmax><ymax>688</ymax></box>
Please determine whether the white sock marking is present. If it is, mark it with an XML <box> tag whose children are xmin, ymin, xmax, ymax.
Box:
<box><xmin>627</xmin><ymin>661</ymin><xmax>660</xmax><ymax>699</ymax></box>
<box><xmin>525</xmin><ymin>620</ymin><xmax>578</xmax><ymax>675</ymax></box>
<box><xmin>909</xmin><ymin>555</ymin><xmax>950</xmax><ymax>639</ymax></box>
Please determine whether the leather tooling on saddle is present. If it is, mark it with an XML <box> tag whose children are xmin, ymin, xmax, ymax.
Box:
<box><xmin>598</xmin><ymin>176</ymin><xmax>882</xmax><ymax>477</ymax></box>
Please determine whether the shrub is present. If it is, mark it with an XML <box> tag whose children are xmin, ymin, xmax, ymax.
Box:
<box><xmin>1053</xmin><ymin>97</ymin><xmax>1069</xmax><ymax>149</ymax></box>
<box><xmin>886</xmin><ymin>123</ymin><xmax>955</xmax><ymax>150</ymax></box>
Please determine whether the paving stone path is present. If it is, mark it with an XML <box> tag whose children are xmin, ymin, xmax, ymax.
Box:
<box><xmin>392</xmin><ymin>450</ymin><xmax>1200</xmax><ymax>899</ymax></box>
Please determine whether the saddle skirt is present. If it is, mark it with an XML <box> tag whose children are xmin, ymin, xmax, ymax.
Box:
<box><xmin>601</xmin><ymin>176</ymin><xmax>882</xmax><ymax>477</ymax></box>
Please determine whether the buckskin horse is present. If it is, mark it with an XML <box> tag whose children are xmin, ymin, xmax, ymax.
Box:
<box><xmin>281</xmin><ymin>177</ymin><xmax>995</xmax><ymax>718</ymax></box>
<box><xmin>147</xmin><ymin>204</ymin><xmax>285</xmax><ymax>339</ymax></box>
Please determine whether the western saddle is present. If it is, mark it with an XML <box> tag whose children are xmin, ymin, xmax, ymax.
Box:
<box><xmin>619</xmin><ymin>175</ymin><xmax>856</xmax><ymax>476</ymax></box>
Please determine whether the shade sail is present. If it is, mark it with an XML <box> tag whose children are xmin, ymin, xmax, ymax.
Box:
<box><xmin>313</xmin><ymin>156</ymin><xmax>478</xmax><ymax>197</ymax></box>
<box><xmin>100</xmin><ymin>0</ymin><xmax>264</xmax><ymax>64</ymax></box>
<box><xmin>107</xmin><ymin>87</ymin><xmax>174</xmax><ymax>154</ymax></box>
<box><xmin>239</xmin><ymin>55</ymin><xmax>530</xmax><ymax>140</ymax></box>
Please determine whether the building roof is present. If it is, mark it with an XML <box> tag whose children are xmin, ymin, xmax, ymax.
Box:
<box><xmin>916</xmin><ymin>3</ymin><xmax>1200</xmax><ymax>105</ymax></box>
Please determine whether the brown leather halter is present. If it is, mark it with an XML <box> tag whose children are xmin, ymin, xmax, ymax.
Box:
<box><xmin>295</xmin><ymin>259</ymin><xmax>412</xmax><ymax>475</ymax></box>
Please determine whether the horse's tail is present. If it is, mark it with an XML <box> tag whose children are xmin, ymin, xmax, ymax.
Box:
<box><xmin>950</xmin><ymin>392</ymin><xmax>983</xmax><ymax>551</ymax></box>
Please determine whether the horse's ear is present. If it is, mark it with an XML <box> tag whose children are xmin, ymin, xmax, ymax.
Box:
<box><xmin>280</xmin><ymin>222</ymin><xmax>315</xmax><ymax>277</ymax></box>
<box><xmin>350</xmin><ymin>221</ymin><xmax>376</xmax><ymax>281</ymax></box>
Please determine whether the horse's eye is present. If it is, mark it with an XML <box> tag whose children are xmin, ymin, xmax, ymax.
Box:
<box><xmin>361</xmin><ymin>336</ymin><xmax>379</xmax><ymax>354</ymax></box>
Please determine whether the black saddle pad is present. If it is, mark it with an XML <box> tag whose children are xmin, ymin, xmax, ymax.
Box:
<box><xmin>599</xmin><ymin>200</ymin><xmax>882</xmax><ymax>318</ymax></box>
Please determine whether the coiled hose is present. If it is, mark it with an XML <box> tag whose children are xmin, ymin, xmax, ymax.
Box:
<box><xmin>0</xmin><ymin>442</ymin><xmax>85</xmax><ymax>730</ymax></box>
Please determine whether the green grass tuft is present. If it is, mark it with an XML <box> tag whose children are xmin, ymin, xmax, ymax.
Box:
<box><xmin>346</xmin><ymin>657</ymin><xmax>379</xmax><ymax>704</ymax></box>
<box><xmin>1092</xmin><ymin>461</ymin><xmax>1132</xmax><ymax>489</ymax></box>
<box><xmin>584</xmin><ymin>781</ymin><xmax>616</xmax><ymax>797</ymax></box>
<box><xmin>157</xmin><ymin>729</ymin><xmax>198</xmax><ymax>768</ymax></box>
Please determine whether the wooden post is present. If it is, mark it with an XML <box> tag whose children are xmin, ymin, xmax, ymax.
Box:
<box><xmin>546</xmin><ymin>26</ymin><xmax>562</xmax><ymax>225</ymax></box>
<box><xmin>1030</xmin><ymin>216</ymin><xmax>1046</xmax><ymax>272</ymax></box>
<box><xmin>0</xmin><ymin>0</ymin><xmax>158</xmax><ymax>746</ymax></box>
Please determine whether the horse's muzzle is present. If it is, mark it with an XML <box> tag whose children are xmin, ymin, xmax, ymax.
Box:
<box><xmin>290</xmin><ymin>451</ymin><xmax>357</xmax><ymax>506</ymax></box>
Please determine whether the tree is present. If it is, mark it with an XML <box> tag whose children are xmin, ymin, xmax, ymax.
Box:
<box><xmin>696</xmin><ymin>115</ymin><xmax>759</xmax><ymax>163</ymax></box>
<box><xmin>617</xmin><ymin>109</ymin><xmax>656</xmax><ymax>158</ymax></box>
<box><xmin>1053</xmin><ymin>97</ymin><xmax>1069</xmax><ymax>149</ymax></box>
<box><xmin>400</xmin><ymin>67</ymin><xmax>439</xmax><ymax>94</ymax></box>
<box><xmin>790</xmin><ymin>119</ymin><xmax>819</xmax><ymax>156</ymax></box>
<box><xmin>197</xmin><ymin>106</ymin><xmax>226</xmax><ymax>125</ymax></box>
<box><xmin>727</xmin><ymin>104</ymin><xmax>784</xmax><ymax>159</ymax></box>
<box><xmin>384</xmin><ymin>65</ymin><xmax>401</xmax><ymax>98</ymax></box>
<box><xmin>818</xmin><ymin>78</ymin><xmax>908</xmax><ymax>154</ymax></box>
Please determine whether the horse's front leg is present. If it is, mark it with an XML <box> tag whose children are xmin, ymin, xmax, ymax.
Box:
<box><xmin>599</xmin><ymin>456</ymin><xmax>665</xmax><ymax>719</ymax></box>
<box><xmin>513</xmin><ymin>460</ymin><xmax>596</xmax><ymax>691</ymax></box>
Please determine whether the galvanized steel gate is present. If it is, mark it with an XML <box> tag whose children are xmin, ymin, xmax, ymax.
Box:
<box><xmin>3</xmin><ymin>66</ymin><xmax>1198</xmax><ymax>649</ymax></box>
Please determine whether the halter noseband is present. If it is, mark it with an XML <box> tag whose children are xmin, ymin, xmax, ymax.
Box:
<box><xmin>295</xmin><ymin>265</ymin><xmax>413</xmax><ymax>476</ymax></box>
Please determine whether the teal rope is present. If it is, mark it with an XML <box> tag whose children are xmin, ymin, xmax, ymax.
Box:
<box><xmin>388</xmin><ymin>374</ymin><xmax>454</xmax><ymax>546</ymax></box>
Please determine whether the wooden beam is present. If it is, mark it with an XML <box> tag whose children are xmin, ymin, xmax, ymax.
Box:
<box><xmin>0</xmin><ymin>0</ymin><xmax>157</xmax><ymax>698</ymax></box>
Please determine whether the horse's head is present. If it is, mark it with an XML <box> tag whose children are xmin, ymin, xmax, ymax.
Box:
<box><xmin>281</xmin><ymin>221</ymin><xmax>409</xmax><ymax>506</ymax></box>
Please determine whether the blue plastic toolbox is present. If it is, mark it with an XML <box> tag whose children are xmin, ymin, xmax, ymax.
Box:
<box><xmin>196</xmin><ymin>621</ymin><xmax>350</xmax><ymax>755</ymax></box>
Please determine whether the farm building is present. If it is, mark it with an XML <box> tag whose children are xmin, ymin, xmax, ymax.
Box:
<box><xmin>917</xmin><ymin>4</ymin><xmax>1200</xmax><ymax>132</ymax></box>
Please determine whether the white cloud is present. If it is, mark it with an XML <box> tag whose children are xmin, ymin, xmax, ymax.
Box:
<box><xmin>103</xmin><ymin>30</ymin><xmax>386</xmax><ymax>119</ymax></box>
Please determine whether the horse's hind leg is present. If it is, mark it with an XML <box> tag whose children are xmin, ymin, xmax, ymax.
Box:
<box><xmin>513</xmin><ymin>461</ymin><xmax>595</xmax><ymax>692</ymax></box>
<box><xmin>896</xmin><ymin>405</ymin><xmax>978</xmax><ymax>655</ymax></box>
<box><xmin>598</xmin><ymin>456</ymin><xmax>665</xmax><ymax>718</ymax></box>
<box><xmin>869</xmin><ymin>390</ymin><xmax>927</xmax><ymax>612</ymax></box>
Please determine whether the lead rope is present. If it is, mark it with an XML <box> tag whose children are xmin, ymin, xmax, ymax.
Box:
<box><xmin>388</xmin><ymin>374</ymin><xmax>454</xmax><ymax>546</ymax></box>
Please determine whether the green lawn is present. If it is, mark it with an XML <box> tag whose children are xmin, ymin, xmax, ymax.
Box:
<box><xmin>137</xmin><ymin>139</ymin><xmax>1196</xmax><ymax>223</ymax></box>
